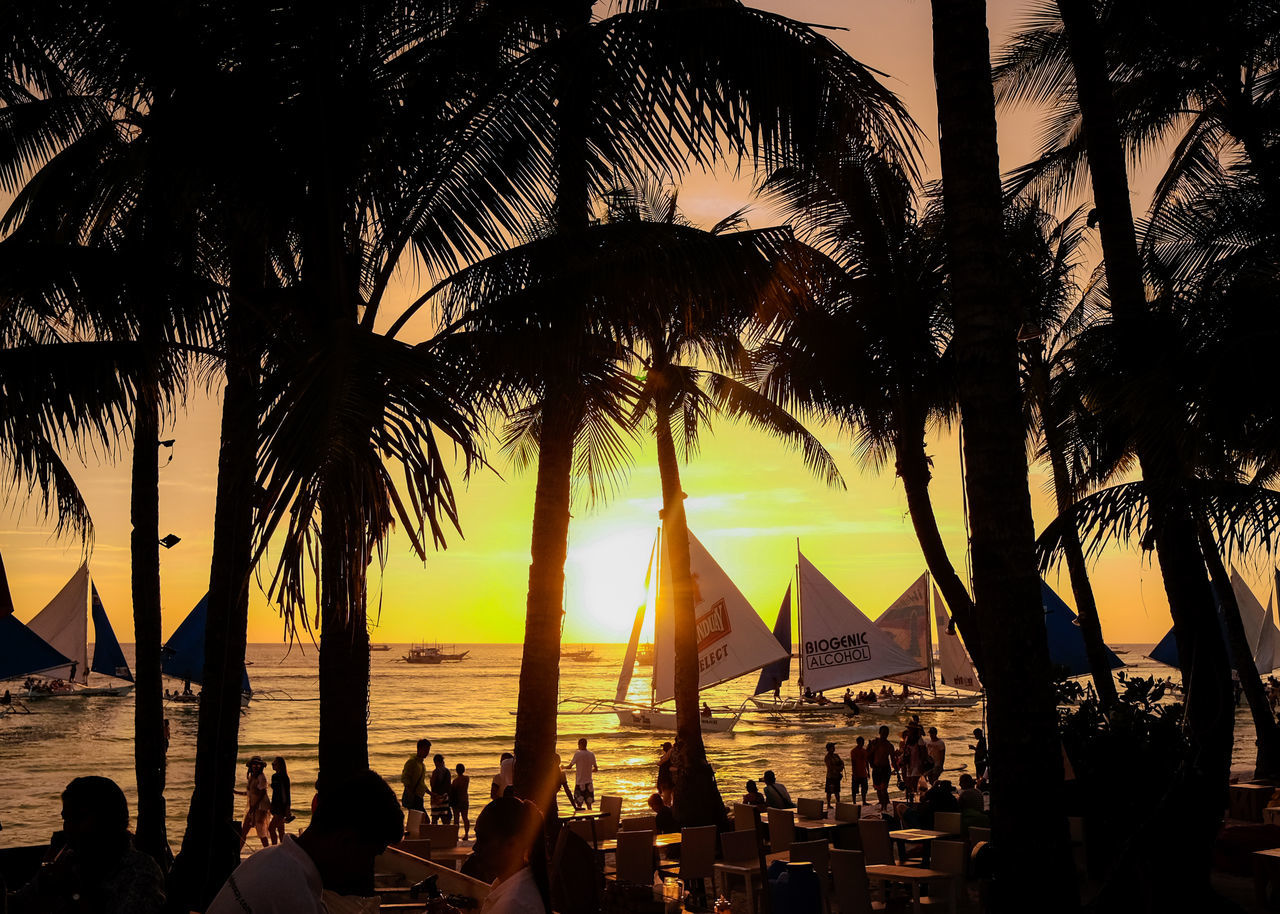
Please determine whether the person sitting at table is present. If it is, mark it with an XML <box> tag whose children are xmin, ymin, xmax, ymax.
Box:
<box><xmin>760</xmin><ymin>770</ymin><xmax>794</xmax><ymax>809</ymax></box>
<box><xmin>914</xmin><ymin>779</ymin><xmax>959</xmax><ymax>829</ymax></box>
<box><xmin>648</xmin><ymin>793</ymin><xmax>678</xmax><ymax>835</ymax></box>
<box><xmin>742</xmin><ymin>779</ymin><xmax>767</xmax><ymax>807</ymax></box>
<box><xmin>957</xmin><ymin>774</ymin><xmax>990</xmax><ymax>830</ymax></box>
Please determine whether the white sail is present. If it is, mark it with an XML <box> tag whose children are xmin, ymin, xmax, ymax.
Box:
<box><xmin>616</xmin><ymin>603</ymin><xmax>647</xmax><ymax>704</ymax></box>
<box><xmin>652</xmin><ymin>529</ymin><xmax>787</xmax><ymax>704</ymax></box>
<box><xmin>933</xmin><ymin>585</ymin><xmax>981</xmax><ymax>692</ymax></box>
<box><xmin>1260</xmin><ymin>595</ymin><xmax>1280</xmax><ymax>675</ymax></box>
<box><xmin>874</xmin><ymin>573</ymin><xmax>933</xmax><ymax>689</ymax></box>
<box><xmin>1232</xmin><ymin>568</ymin><xmax>1278</xmax><ymax>673</ymax></box>
<box><xmin>796</xmin><ymin>553</ymin><xmax>925</xmax><ymax>693</ymax></box>
<box><xmin>26</xmin><ymin>564</ymin><xmax>90</xmax><ymax>683</ymax></box>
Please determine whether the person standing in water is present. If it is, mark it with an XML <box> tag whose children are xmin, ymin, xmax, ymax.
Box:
<box><xmin>429</xmin><ymin>754</ymin><xmax>453</xmax><ymax>824</ymax></box>
<box><xmin>849</xmin><ymin>736</ymin><xmax>870</xmax><ymax>805</ymax></box>
<box><xmin>400</xmin><ymin>738</ymin><xmax>431</xmax><ymax>837</ymax></box>
<box><xmin>450</xmin><ymin>763</ymin><xmax>471</xmax><ymax>841</ymax></box>
<box><xmin>238</xmin><ymin>757</ymin><xmax>271</xmax><ymax>849</ymax></box>
<box><xmin>269</xmin><ymin>756</ymin><xmax>293</xmax><ymax>845</ymax></box>
<box><xmin>823</xmin><ymin>742</ymin><xmax>844</xmax><ymax>809</ymax></box>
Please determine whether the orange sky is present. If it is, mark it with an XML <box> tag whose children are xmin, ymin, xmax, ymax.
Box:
<box><xmin>3</xmin><ymin>2</ymin><xmax>1272</xmax><ymax>647</ymax></box>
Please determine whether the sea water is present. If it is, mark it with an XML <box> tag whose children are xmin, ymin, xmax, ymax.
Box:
<box><xmin>0</xmin><ymin>642</ymin><xmax>1257</xmax><ymax>848</ymax></box>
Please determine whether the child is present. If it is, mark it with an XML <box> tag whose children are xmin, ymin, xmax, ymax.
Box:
<box><xmin>450</xmin><ymin>763</ymin><xmax>471</xmax><ymax>841</ymax></box>
<box><xmin>268</xmin><ymin>756</ymin><xmax>292</xmax><ymax>845</ymax></box>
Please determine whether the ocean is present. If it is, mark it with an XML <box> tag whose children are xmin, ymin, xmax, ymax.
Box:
<box><xmin>0</xmin><ymin>642</ymin><xmax>1262</xmax><ymax>849</ymax></box>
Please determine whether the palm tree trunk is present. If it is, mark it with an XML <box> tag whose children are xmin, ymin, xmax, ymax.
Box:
<box><xmin>1196</xmin><ymin>518</ymin><xmax>1280</xmax><ymax>777</ymax></box>
<box><xmin>894</xmin><ymin>429</ymin><xmax>985</xmax><ymax>677</ymax></box>
<box><xmin>1040</xmin><ymin>379</ymin><xmax>1118</xmax><ymax>708</ymax></box>
<box><xmin>130</xmin><ymin>380</ymin><xmax>169</xmax><ymax>863</ymax></box>
<box><xmin>318</xmin><ymin>492</ymin><xmax>372</xmax><ymax>782</ymax></box>
<box><xmin>169</xmin><ymin>239</ymin><xmax>262</xmax><ymax>913</ymax></box>
<box><xmin>930</xmin><ymin>3</ymin><xmax>1078</xmax><ymax>910</ymax></box>
<box><xmin>1054</xmin><ymin>0</ymin><xmax>1234</xmax><ymax>897</ymax></box>
<box><xmin>512</xmin><ymin>385</ymin><xmax>581</xmax><ymax>811</ymax></box>
<box><xmin>654</xmin><ymin>395</ymin><xmax>725</xmax><ymax>827</ymax></box>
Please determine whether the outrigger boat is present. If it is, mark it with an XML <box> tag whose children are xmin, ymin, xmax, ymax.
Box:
<box><xmin>403</xmin><ymin>643</ymin><xmax>470</xmax><ymax>664</ymax></box>
<box><xmin>561</xmin><ymin>647</ymin><xmax>595</xmax><ymax>662</ymax></box>
<box><xmin>748</xmin><ymin>552</ymin><xmax>932</xmax><ymax>718</ymax></box>
<box><xmin>370</xmin><ymin>644</ymin><xmax>392</xmax><ymax>652</ymax></box>
<box><xmin>162</xmin><ymin>594</ymin><xmax>253</xmax><ymax>707</ymax></box>
<box><xmin>20</xmin><ymin>564</ymin><xmax>134</xmax><ymax>699</ymax></box>
<box><xmin>557</xmin><ymin>526</ymin><xmax>785</xmax><ymax>734</ymax></box>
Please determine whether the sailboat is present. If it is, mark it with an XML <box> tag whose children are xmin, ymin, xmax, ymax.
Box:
<box><xmin>21</xmin><ymin>564</ymin><xmax>134</xmax><ymax>698</ymax></box>
<box><xmin>873</xmin><ymin>576</ymin><xmax>984</xmax><ymax>711</ymax></box>
<box><xmin>749</xmin><ymin>552</ymin><xmax>930</xmax><ymax>716</ymax></box>
<box><xmin>608</xmin><ymin>526</ymin><xmax>788</xmax><ymax>733</ymax></box>
<box><xmin>161</xmin><ymin>594</ymin><xmax>253</xmax><ymax>706</ymax></box>
<box><xmin>1148</xmin><ymin>567</ymin><xmax>1279</xmax><ymax>674</ymax></box>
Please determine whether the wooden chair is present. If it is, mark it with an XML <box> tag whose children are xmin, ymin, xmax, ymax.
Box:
<box><xmin>714</xmin><ymin>829</ymin><xmax>765</xmax><ymax>914</ymax></box>
<box><xmin>787</xmin><ymin>839</ymin><xmax>833</xmax><ymax>913</ymax></box>
<box><xmin>835</xmin><ymin>801</ymin><xmax>863</xmax><ymax>823</ymax></box>
<box><xmin>966</xmin><ymin>826</ymin><xmax>991</xmax><ymax>855</ymax></box>
<box><xmin>830</xmin><ymin>848</ymin><xmax>883</xmax><ymax>914</ymax></box>
<box><xmin>662</xmin><ymin>825</ymin><xmax>717</xmax><ymax>903</ymax></box>
<box><xmin>619</xmin><ymin>815</ymin><xmax>656</xmax><ymax>833</ymax></box>
<box><xmin>598</xmin><ymin>795</ymin><xmax>623</xmax><ymax>840</ymax></box>
<box><xmin>551</xmin><ymin>826</ymin><xmax>600</xmax><ymax>914</ymax></box>
<box><xmin>734</xmin><ymin>803</ymin><xmax>761</xmax><ymax>832</ymax></box>
<box><xmin>767</xmin><ymin>807</ymin><xmax>795</xmax><ymax>856</ymax></box>
<box><xmin>797</xmin><ymin>797</ymin><xmax>826</xmax><ymax>820</ymax></box>
<box><xmin>566</xmin><ymin>818</ymin><xmax>596</xmax><ymax>848</ymax></box>
<box><xmin>856</xmin><ymin>818</ymin><xmax>896</xmax><ymax>867</ymax></box>
<box><xmin>933</xmin><ymin>811</ymin><xmax>963</xmax><ymax>836</ymax></box>
<box><xmin>610</xmin><ymin>829</ymin><xmax>655</xmax><ymax>886</ymax></box>
<box><xmin>919</xmin><ymin>840</ymin><xmax>965</xmax><ymax>910</ymax></box>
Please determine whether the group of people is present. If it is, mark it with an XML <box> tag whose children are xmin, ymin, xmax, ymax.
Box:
<box><xmin>238</xmin><ymin>755</ymin><xmax>293</xmax><ymax>849</ymax></box>
<box><xmin>399</xmin><ymin>738</ymin><xmax>473</xmax><ymax>839</ymax></box>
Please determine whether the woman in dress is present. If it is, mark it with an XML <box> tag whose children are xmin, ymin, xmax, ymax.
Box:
<box><xmin>238</xmin><ymin>756</ymin><xmax>271</xmax><ymax>849</ymax></box>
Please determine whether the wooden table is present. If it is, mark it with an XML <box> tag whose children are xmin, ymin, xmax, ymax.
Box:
<box><xmin>1255</xmin><ymin>848</ymin><xmax>1280</xmax><ymax>907</ymax></box>
<box><xmin>560</xmin><ymin>809</ymin><xmax>613</xmax><ymax>849</ymax></box>
<box><xmin>597</xmin><ymin>832</ymin><xmax>683</xmax><ymax>853</ymax></box>
<box><xmin>1230</xmin><ymin>783</ymin><xmax>1276</xmax><ymax>822</ymax></box>
<box><xmin>889</xmin><ymin>828</ymin><xmax>954</xmax><ymax>867</ymax></box>
<box><xmin>865</xmin><ymin>864</ymin><xmax>956</xmax><ymax>914</ymax></box>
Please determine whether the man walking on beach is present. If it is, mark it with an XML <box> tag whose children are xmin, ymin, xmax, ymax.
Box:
<box><xmin>400</xmin><ymin>738</ymin><xmax>430</xmax><ymax>837</ymax></box>
<box><xmin>970</xmin><ymin>728</ymin><xmax>988</xmax><ymax>781</ymax></box>
<box><xmin>823</xmin><ymin>742</ymin><xmax>844</xmax><ymax>809</ymax></box>
<box><xmin>850</xmin><ymin>736</ymin><xmax>870</xmax><ymax>804</ymax></box>
<box><xmin>566</xmin><ymin>737</ymin><xmax>599</xmax><ymax>810</ymax></box>
<box><xmin>867</xmin><ymin>726</ymin><xmax>896</xmax><ymax>811</ymax></box>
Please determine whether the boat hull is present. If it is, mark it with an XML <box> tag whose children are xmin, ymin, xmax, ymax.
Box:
<box><xmin>615</xmin><ymin>707</ymin><xmax>739</xmax><ymax>733</ymax></box>
<box><xmin>25</xmin><ymin>683</ymin><xmax>133</xmax><ymax>699</ymax></box>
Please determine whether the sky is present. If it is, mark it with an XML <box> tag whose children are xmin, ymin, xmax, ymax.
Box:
<box><xmin>2</xmin><ymin>1</ymin><xmax>1273</xmax><ymax>648</ymax></box>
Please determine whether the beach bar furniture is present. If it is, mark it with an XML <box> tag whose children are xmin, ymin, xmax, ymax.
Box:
<box><xmin>766</xmin><ymin>807</ymin><xmax>796</xmax><ymax>856</ymax></box>
<box><xmin>830</xmin><ymin>848</ymin><xmax>878</xmax><ymax>914</ymax></box>
<box><xmin>796</xmin><ymin>797</ymin><xmax>825</xmax><ymax>819</ymax></box>
<box><xmin>598</xmin><ymin>795</ymin><xmax>623</xmax><ymax>839</ymax></box>
<box><xmin>857</xmin><ymin>819</ymin><xmax>897</xmax><ymax>867</ymax></box>
<box><xmin>864</xmin><ymin>862</ymin><xmax>957</xmax><ymax>914</ymax></box>
<box><xmin>1229</xmin><ymin>782</ymin><xmax>1275</xmax><ymax>822</ymax></box>
<box><xmin>714</xmin><ymin>829</ymin><xmax>766</xmax><ymax>914</ymax></box>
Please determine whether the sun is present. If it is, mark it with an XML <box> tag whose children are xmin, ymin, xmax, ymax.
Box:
<box><xmin>562</xmin><ymin>525</ymin><xmax>660</xmax><ymax>643</ymax></box>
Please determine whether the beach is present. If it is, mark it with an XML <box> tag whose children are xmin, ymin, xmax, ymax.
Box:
<box><xmin>0</xmin><ymin>641</ymin><xmax>1257</xmax><ymax>849</ymax></box>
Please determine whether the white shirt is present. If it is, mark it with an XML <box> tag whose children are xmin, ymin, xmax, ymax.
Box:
<box><xmin>499</xmin><ymin>755</ymin><xmax>516</xmax><ymax>790</ymax></box>
<box><xmin>568</xmin><ymin>749</ymin><xmax>597</xmax><ymax>787</ymax></box>
<box><xmin>480</xmin><ymin>866</ymin><xmax>544</xmax><ymax>914</ymax></box>
<box><xmin>208</xmin><ymin>836</ymin><xmax>326</xmax><ymax>914</ymax></box>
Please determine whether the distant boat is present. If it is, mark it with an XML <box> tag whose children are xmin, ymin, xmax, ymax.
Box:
<box><xmin>561</xmin><ymin>647</ymin><xmax>595</xmax><ymax>662</ymax></box>
<box><xmin>22</xmin><ymin>564</ymin><xmax>134</xmax><ymax>698</ymax></box>
<box><xmin>1149</xmin><ymin>566</ymin><xmax>1279</xmax><ymax>674</ymax></box>
<box><xmin>0</xmin><ymin>554</ymin><xmax>73</xmax><ymax>684</ymax></box>
<box><xmin>162</xmin><ymin>594</ymin><xmax>252</xmax><ymax>705</ymax></box>
<box><xmin>370</xmin><ymin>644</ymin><xmax>391</xmax><ymax>652</ymax></box>
<box><xmin>636</xmin><ymin>643</ymin><xmax>654</xmax><ymax>665</ymax></box>
<box><xmin>403</xmin><ymin>643</ymin><xmax>469</xmax><ymax>664</ymax></box>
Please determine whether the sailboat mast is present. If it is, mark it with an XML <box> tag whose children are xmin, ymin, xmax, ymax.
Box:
<box><xmin>926</xmin><ymin>571</ymin><xmax>937</xmax><ymax>695</ymax></box>
<box><xmin>796</xmin><ymin>538</ymin><xmax>803</xmax><ymax>694</ymax></box>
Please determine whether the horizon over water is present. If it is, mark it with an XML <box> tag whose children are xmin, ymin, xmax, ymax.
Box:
<box><xmin>0</xmin><ymin>641</ymin><xmax>1262</xmax><ymax>849</ymax></box>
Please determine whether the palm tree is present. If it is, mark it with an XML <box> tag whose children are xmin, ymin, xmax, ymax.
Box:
<box><xmin>605</xmin><ymin>182</ymin><xmax>842</xmax><ymax>825</ymax></box>
<box><xmin>929</xmin><ymin>2</ymin><xmax>1079</xmax><ymax>910</ymax></box>
<box><xmin>421</xmin><ymin>0</ymin><xmax>921</xmax><ymax>809</ymax></box>
<box><xmin>1007</xmin><ymin>203</ymin><xmax>1119</xmax><ymax>708</ymax></box>
<box><xmin>755</xmin><ymin>148</ymin><xmax>987</xmax><ymax>676</ymax></box>
<box><xmin>1027</xmin><ymin>3</ymin><xmax>1236</xmax><ymax>896</ymax></box>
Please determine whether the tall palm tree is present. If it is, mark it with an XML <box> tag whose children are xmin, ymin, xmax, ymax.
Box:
<box><xmin>606</xmin><ymin>182</ymin><xmax>842</xmax><ymax>825</ymax></box>
<box><xmin>755</xmin><ymin>149</ymin><xmax>987</xmax><ymax>676</ymax></box>
<box><xmin>1007</xmin><ymin>203</ymin><xmax>1119</xmax><ymax>708</ymax></box>
<box><xmin>929</xmin><ymin>2</ymin><xmax>1078</xmax><ymax>910</ymax></box>
<box><xmin>1029</xmin><ymin>3</ymin><xmax>1235</xmax><ymax>897</ymax></box>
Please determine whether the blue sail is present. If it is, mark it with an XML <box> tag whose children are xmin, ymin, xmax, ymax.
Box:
<box><xmin>1043</xmin><ymin>581</ymin><xmax>1124</xmax><ymax>677</ymax></box>
<box><xmin>0</xmin><ymin>616</ymin><xmax>72</xmax><ymax>680</ymax></box>
<box><xmin>90</xmin><ymin>584</ymin><xmax>133</xmax><ymax>682</ymax></box>
<box><xmin>161</xmin><ymin>594</ymin><xmax>251</xmax><ymax>692</ymax></box>
<box><xmin>1148</xmin><ymin>627</ymin><xmax>1180</xmax><ymax>667</ymax></box>
<box><xmin>754</xmin><ymin>586</ymin><xmax>792</xmax><ymax>695</ymax></box>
